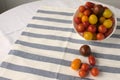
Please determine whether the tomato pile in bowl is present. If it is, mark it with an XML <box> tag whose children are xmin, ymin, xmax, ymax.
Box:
<box><xmin>73</xmin><ymin>1</ymin><xmax>117</xmax><ymax>41</ymax></box>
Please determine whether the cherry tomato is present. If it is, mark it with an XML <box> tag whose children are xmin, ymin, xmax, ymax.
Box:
<box><xmin>87</xmin><ymin>25</ymin><xmax>97</xmax><ymax>33</ymax></box>
<box><xmin>74</xmin><ymin>17</ymin><xmax>81</xmax><ymax>25</ymax></box>
<box><xmin>81</xmin><ymin>63</ymin><xmax>90</xmax><ymax>71</ymax></box>
<box><xmin>79</xmin><ymin>70</ymin><xmax>88</xmax><ymax>78</ymax></box>
<box><xmin>83</xmin><ymin>31</ymin><xmax>93</xmax><ymax>40</ymax></box>
<box><xmin>82</xmin><ymin>15</ymin><xmax>89</xmax><ymax>23</ymax></box>
<box><xmin>79</xmin><ymin>6</ymin><xmax>86</xmax><ymax>12</ymax></box>
<box><xmin>91</xmin><ymin>67</ymin><xmax>99</xmax><ymax>76</ymax></box>
<box><xmin>105</xmin><ymin>27</ymin><xmax>113</xmax><ymax>37</ymax></box>
<box><xmin>85</xmin><ymin>2</ymin><xmax>95</xmax><ymax>8</ymax></box>
<box><xmin>96</xmin><ymin>33</ymin><xmax>105</xmax><ymax>40</ymax></box>
<box><xmin>83</xmin><ymin>9</ymin><xmax>92</xmax><ymax>16</ymax></box>
<box><xmin>71</xmin><ymin>58</ymin><xmax>82</xmax><ymax>70</ymax></box>
<box><xmin>80</xmin><ymin>45</ymin><xmax>91</xmax><ymax>56</ymax></box>
<box><xmin>83</xmin><ymin>21</ymin><xmax>90</xmax><ymax>28</ymax></box>
<box><xmin>88</xmin><ymin>55</ymin><xmax>96</xmax><ymax>66</ymax></box>
<box><xmin>76</xmin><ymin>24</ymin><xmax>85</xmax><ymax>32</ymax></box>
<box><xmin>98</xmin><ymin>25</ymin><xmax>107</xmax><ymax>33</ymax></box>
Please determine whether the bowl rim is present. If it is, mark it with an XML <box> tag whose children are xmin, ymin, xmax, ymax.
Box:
<box><xmin>72</xmin><ymin>1</ymin><xmax>117</xmax><ymax>41</ymax></box>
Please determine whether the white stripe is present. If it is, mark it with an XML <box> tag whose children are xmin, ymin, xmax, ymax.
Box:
<box><xmin>13</xmin><ymin>44</ymin><xmax>64</xmax><ymax>59</ymax></box>
<box><xmin>114</xmin><ymin>29</ymin><xmax>120</xmax><ymax>34</ymax></box>
<box><xmin>0</xmin><ymin>68</ymin><xmax>56</xmax><ymax>80</ymax></box>
<box><xmin>35</xmin><ymin>13</ymin><xmax>72</xmax><ymax>20</ymax></box>
<box><xmin>117</xmin><ymin>21</ymin><xmax>120</xmax><ymax>26</ymax></box>
<box><xmin>19</xmin><ymin>35</ymin><xmax>67</xmax><ymax>48</ymax></box>
<box><xmin>25</xmin><ymin>27</ymin><xmax>71</xmax><ymax>37</ymax></box>
<box><xmin>29</xmin><ymin>19</ymin><xmax>72</xmax><ymax>28</ymax></box>
<box><xmin>96</xmin><ymin>72</ymin><xmax>120</xmax><ymax>80</ymax></box>
<box><xmin>4</xmin><ymin>55</ymin><xmax>60</xmax><ymax>73</ymax></box>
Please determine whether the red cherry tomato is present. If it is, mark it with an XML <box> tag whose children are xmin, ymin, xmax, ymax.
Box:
<box><xmin>88</xmin><ymin>55</ymin><xmax>96</xmax><ymax>66</ymax></box>
<box><xmin>79</xmin><ymin>70</ymin><xmax>87</xmax><ymax>78</ymax></box>
<box><xmin>91</xmin><ymin>67</ymin><xmax>99</xmax><ymax>76</ymax></box>
<box><xmin>83</xmin><ymin>9</ymin><xmax>92</xmax><ymax>16</ymax></box>
<box><xmin>76</xmin><ymin>24</ymin><xmax>85</xmax><ymax>32</ymax></box>
<box><xmin>87</xmin><ymin>25</ymin><xmax>97</xmax><ymax>33</ymax></box>
<box><xmin>96</xmin><ymin>33</ymin><xmax>105</xmax><ymax>40</ymax></box>
<box><xmin>79</xmin><ymin>6</ymin><xmax>86</xmax><ymax>12</ymax></box>
<box><xmin>85</xmin><ymin>2</ymin><xmax>95</xmax><ymax>8</ymax></box>
<box><xmin>74</xmin><ymin>17</ymin><xmax>81</xmax><ymax>25</ymax></box>
<box><xmin>105</xmin><ymin>27</ymin><xmax>113</xmax><ymax>37</ymax></box>
<box><xmin>81</xmin><ymin>63</ymin><xmax>90</xmax><ymax>71</ymax></box>
<box><xmin>83</xmin><ymin>21</ymin><xmax>90</xmax><ymax>28</ymax></box>
<box><xmin>98</xmin><ymin>25</ymin><xmax>107</xmax><ymax>33</ymax></box>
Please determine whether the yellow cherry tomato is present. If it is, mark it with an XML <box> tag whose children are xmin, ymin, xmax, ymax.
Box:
<box><xmin>103</xmin><ymin>19</ymin><xmax>113</xmax><ymax>28</ymax></box>
<box><xmin>103</xmin><ymin>9</ymin><xmax>112</xmax><ymax>18</ymax></box>
<box><xmin>89</xmin><ymin>14</ymin><xmax>98</xmax><ymax>24</ymax></box>
<box><xmin>83</xmin><ymin>31</ymin><xmax>93</xmax><ymax>40</ymax></box>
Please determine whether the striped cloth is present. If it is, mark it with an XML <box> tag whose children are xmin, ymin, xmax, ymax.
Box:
<box><xmin>0</xmin><ymin>7</ymin><xmax>120</xmax><ymax>80</ymax></box>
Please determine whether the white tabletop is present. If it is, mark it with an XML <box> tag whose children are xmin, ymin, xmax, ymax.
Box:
<box><xmin>0</xmin><ymin>0</ymin><xmax>120</xmax><ymax>80</ymax></box>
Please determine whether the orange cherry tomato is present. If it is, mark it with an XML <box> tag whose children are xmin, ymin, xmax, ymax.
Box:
<box><xmin>82</xmin><ymin>15</ymin><xmax>89</xmax><ymax>23</ymax></box>
<box><xmin>71</xmin><ymin>58</ymin><xmax>82</xmax><ymax>70</ymax></box>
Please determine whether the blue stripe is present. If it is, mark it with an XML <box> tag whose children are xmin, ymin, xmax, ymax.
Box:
<box><xmin>1</xmin><ymin>62</ymin><xmax>92</xmax><ymax>80</ymax></box>
<box><xmin>8</xmin><ymin>50</ymin><xmax>120</xmax><ymax>74</ymax></box>
<box><xmin>27</xmin><ymin>24</ymin><xmax>73</xmax><ymax>32</ymax></box>
<box><xmin>117</xmin><ymin>18</ymin><xmax>120</xmax><ymax>21</ymax></box>
<box><xmin>32</xmin><ymin>16</ymin><xmax>72</xmax><ymax>24</ymax></box>
<box><xmin>0</xmin><ymin>77</ymin><xmax>10</xmax><ymax>80</ymax></box>
<box><xmin>37</xmin><ymin>10</ymin><xmax>74</xmax><ymax>16</ymax></box>
<box><xmin>21</xmin><ymin>32</ymin><xmax>120</xmax><ymax>49</ymax></box>
<box><xmin>117</xmin><ymin>26</ymin><xmax>120</xmax><ymax>29</ymax></box>
<box><xmin>111</xmin><ymin>34</ymin><xmax>120</xmax><ymax>38</ymax></box>
<box><xmin>21</xmin><ymin>32</ymin><xmax>69</xmax><ymax>41</ymax></box>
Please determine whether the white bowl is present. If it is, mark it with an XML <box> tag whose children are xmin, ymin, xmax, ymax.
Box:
<box><xmin>73</xmin><ymin>1</ymin><xmax>117</xmax><ymax>41</ymax></box>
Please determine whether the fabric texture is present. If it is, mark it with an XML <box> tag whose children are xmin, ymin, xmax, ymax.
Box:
<box><xmin>0</xmin><ymin>6</ymin><xmax>120</xmax><ymax>80</ymax></box>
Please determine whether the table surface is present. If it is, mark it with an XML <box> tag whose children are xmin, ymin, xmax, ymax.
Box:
<box><xmin>0</xmin><ymin>0</ymin><xmax>81</xmax><ymax>64</ymax></box>
<box><xmin>0</xmin><ymin>0</ymin><xmax>120</xmax><ymax>80</ymax></box>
